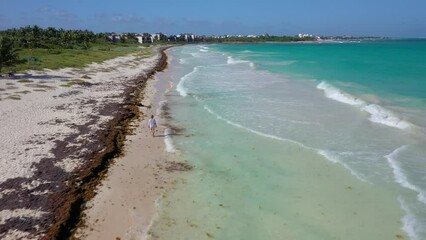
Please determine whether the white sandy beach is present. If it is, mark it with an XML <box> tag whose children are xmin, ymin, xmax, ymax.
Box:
<box><xmin>0</xmin><ymin>47</ymin><xmax>164</xmax><ymax>239</ymax></box>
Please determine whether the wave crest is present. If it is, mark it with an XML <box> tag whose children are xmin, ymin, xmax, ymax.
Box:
<box><xmin>386</xmin><ymin>146</ymin><xmax>426</xmax><ymax>205</ymax></box>
<box><xmin>317</xmin><ymin>150</ymin><xmax>367</xmax><ymax>182</ymax></box>
<box><xmin>316</xmin><ymin>81</ymin><xmax>364</xmax><ymax>105</ymax></box>
<box><xmin>164</xmin><ymin>128</ymin><xmax>176</xmax><ymax>153</ymax></box>
<box><xmin>361</xmin><ymin>104</ymin><xmax>411</xmax><ymax>129</ymax></box>
<box><xmin>398</xmin><ymin>197</ymin><xmax>423</xmax><ymax>240</ymax></box>
<box><xmin>176</xmin><ymin>66</ymin><xmax>200</xmax><ymax>97</ymax></box>
<box><xmin>317</xmin><ymin>81</ymin><xmax>412</xmax><ymax>130</ymax></box>
<box><xmin>227</xmin><ymin>56</ymin><xmax>255</xmax><ymax>68</ymax></box>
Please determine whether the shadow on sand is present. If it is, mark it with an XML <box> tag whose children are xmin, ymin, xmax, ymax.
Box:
<box><xmin>0</xmin><ymin>74</ymin><xmax>71</xmax><ymax>80</ymax></box>
<box><xmin>154</xmin><ymin>133</ymin><xmax>183</xmax><ymax>138</ymax></box>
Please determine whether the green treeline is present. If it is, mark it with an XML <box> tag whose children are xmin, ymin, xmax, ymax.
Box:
<box><xmin>0</xmin><ymin>26</ymin><xmax>140</xmax><ymax>73</ymax></box>
<box><xmin>0</xmin><ymin>36</ymin><xmax>20</xmax><ymax>73</ymax></box>
<box><xmin>0</xmin><ymin>25</ymin><xmax>108</xmax><ymax>50</ymax></box>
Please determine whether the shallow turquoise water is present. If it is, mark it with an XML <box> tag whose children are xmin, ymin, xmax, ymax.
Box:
<box><xmin>149</xmin><ymin>42</ymin><xmax>426</xmax><ymax>240</ymax></box>
<box><xmin>215</xmin><ymin>40</ymin><xmax>426</xmax><ymax>109</ymax></box>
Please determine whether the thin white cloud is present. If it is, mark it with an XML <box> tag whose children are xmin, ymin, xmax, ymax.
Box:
<box><xmin>52</xmin><ymin>10</ymin><xmax>77</xmax><ymax>19</ymax></box>
<box><xmin>35</xmin><ymin>7</ymin><xmax>51</xmax><ymax>13</ymax></box>
<box><xmin>110</xmin><ymin>14</ymin><xmax>143</xmax><ymax>23</ymax></box>
<box><xmin>91</xmin><ymin>13</ymin><xmax>143</xmax><ymax>24</ymax></box>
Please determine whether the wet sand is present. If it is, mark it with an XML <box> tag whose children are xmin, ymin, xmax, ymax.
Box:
<box><xmin>73</xmin><ymin>65</ymin><xmax>177</xmax><ymax>239</ymax></box>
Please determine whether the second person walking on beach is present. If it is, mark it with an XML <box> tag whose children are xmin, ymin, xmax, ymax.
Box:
<box><xmin>148</xmin><ymin>115</ymin><xmax>157</xmax><ymax>137</ymax></box>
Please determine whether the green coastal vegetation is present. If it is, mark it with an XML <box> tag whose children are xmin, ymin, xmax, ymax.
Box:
<box><xmin>0</xmin><ymin>35</ymin><xmax>19</xmax><ymax>74</ymax></box>
<box><xmin>60</xmin><ymin>79</ymin><xmax>87</xmax><ymax>87</ymax></box>
<box><xmin>0</xmin><ymin>25</ymin><xmax>317</xmax><ymax>74</ymax></box>
<box><xmin>0</xmin><ymin>26</ymin><xmax>145</xmax><ymax>74</ymax></box>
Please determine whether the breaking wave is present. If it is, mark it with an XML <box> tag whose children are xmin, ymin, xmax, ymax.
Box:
<box><xmin>398</xmin><ymin>197</ymin><xmax>424</xmax><ymax>240</ymax></box>
<box><xmin>176</xmin><ymin>66</ymin><xmax>200</xmax><ymax>97</ymax></box>
<box><xmin>227</xmin><ymin>56</ymin><xmax>255</xmax><ymax>68</ymax></box>
<box><xmin>386</xmin><ymin>146</ymin><xmax>426</xmax><ymax>205</ymax></box>
<box><xmin>362</xmin><ymin>104</ymin><xmax>411</xmax><ymax>129</ymax></box>
<box><xmin>164</xmin><ymin>128</ymin><xmax>176</xmax><ymax>153</ymax></box>
<box><xmin>317</xmin><ymin>81</ymin><xmax>412</xmax><ymax>129</ymax></box>
<box><xmin>317</xmin><ymin>81</ymin><xmax>365</xmax><ymax>105</ymax></box>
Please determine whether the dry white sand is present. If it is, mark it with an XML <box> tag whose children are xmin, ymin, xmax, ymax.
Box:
<box><xmin>0</xmin><ymin>47</ymin><xmax>162</xmax><ymax>239</ymax></box>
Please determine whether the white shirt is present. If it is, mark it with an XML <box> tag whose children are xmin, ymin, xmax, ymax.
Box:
<box><xmin>148</xmin><ymin>118</ymin><xmax>157</xmax><ymax>129</ymax></box>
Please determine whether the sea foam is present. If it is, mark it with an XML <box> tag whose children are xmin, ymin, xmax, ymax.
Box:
<box><xmin>176</xmin><ymin>66</ymin><xmax>199</xmax><ymax>97</ymax></box>
<box><xmin>316</xmin><ymin>81</ymin><xmax>365</xmax><ymax>105</ymax></box>
<box><xmin>362</xmin><ymin>104</ymin><xmax>411</xmax><ymax>129</ymax></box>
<box><xmin>202</xmin><ymin>104</ymin><xmax>307</xmax><ymax>148</ymax></box>
<box><xmin>164</xmin><ymin>128</ymin><xmax>176</xmax><ymax>153</ymax></box>
<box><xmin>227</xmin><ymin>56</ymin><xmax>255</xmax><ymax>68</ymax></box>
<box><xmin>386</xmin><ymin>146</ymin><xmax>426</xmax><ymax>205</ymax></box>
<box><xmin>398</xmin><ymin>197</ymin><xmax>423</xmax><ymax>240</ymax></box>
<box><xmin>199</xmin><ymin>46</ymin><xmax>209</xmax><ymax>52</ymax></box>
<box><xmin>317</xmin><ymin>81</ymin><xmax>412</xmax><ymax>130</ymax></box>
<box><xmin>317</xmin><ymin>150</ymin><xmax>367</xmax><ymax>182</ymax></box>
<box><xmin>202</xmin><ymin>103</ymin><xmax>366</xmax><ymax>182</ymax></box>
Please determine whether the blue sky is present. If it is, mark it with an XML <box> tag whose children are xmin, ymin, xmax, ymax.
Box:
<box><xmin>0</xmin><ymin>0</ymin><xmax>425</xmax><ymax>37</ymax></box>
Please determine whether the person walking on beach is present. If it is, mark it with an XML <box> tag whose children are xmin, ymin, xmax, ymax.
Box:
<box><xmin>148</xmin><ymin>115</ymin><xmax>157</xmax><ymax>137</ymax></box>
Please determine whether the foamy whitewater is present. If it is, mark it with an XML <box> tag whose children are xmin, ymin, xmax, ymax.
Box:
<box><xmin>148</xmin><ymin>42</ymin><xmax>426</xmax><ymax>240</ymax></box>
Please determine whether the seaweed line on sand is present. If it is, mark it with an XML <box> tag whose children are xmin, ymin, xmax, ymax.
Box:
<box><xmin>41</xmin><ymin>46</ymin><xmax>171</xmax><ymax>240</ymax></box>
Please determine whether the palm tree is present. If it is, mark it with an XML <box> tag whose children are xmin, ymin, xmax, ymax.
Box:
<box><xmin>0</xmin><ymin>36</ymin><xmax>19</xmax><ymax>74</ymax></box>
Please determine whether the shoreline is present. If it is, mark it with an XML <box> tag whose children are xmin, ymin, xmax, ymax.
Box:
<box><xmin>136</xmin><ymin>44</ymin><xmax>412</xmax><ymax>240</ymax></box>
<box><xmin>73</xmin><ymin>47</ymin><xmax>169</xmax><ymax>239</ymax></box>
<box><xmin>48</xmin><ymin>47</ymin><xmax>171</xmax><ymax>239</ymax></box>
<box><xmin>0</xmin><ymin>46</ymin><xmax>169</xmax><ymax>239</ymax></box>
<box><xmin>72</xmin><ymin>47</ymin><xmax>193</xmax><ymax>239</ymax></box>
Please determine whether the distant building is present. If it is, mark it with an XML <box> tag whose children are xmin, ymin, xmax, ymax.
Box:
<box><xmin>136</xmin><ymin>35</ymin><xmax>143</xmax><ymax>43</ymax></box>
<box><xmin>107</xmin><ymin>34</ymin><xmax>121</xmax><ymax>42</ymax></box>
<box><xmin>298</xmin><ymin>33</ymin><xmax>313</xmax><ymax>38</ymax></box>
<box><xmin>151</xmin><ymin>34</ymin><xmax>161</xmax><ymax>41</ymax></box>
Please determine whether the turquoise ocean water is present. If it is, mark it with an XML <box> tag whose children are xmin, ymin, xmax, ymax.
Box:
<box><xmin>149</xmin><ymin>40</ymin><xmax>426</xmax><ymax>240</ymax></box>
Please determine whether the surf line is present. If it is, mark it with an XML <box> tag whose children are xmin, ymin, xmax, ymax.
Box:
<box><xmin>386</xmin><ymin>146</ymin><xmax>426</xmax><ymax>206</ymax></box>
<box><xmin>198</xmin><ymin>99</ymin><xmax>367</xmax><ymax>182</ymax></box>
